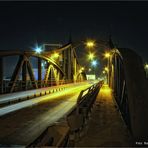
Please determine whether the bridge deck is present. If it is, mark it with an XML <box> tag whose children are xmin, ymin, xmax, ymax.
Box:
<box><xmin>0</xmin><ymin>83</ymin><xmax>91</xmax><ymax>146</ymax></box>
<box><xmin>75</xmin><ymin>84</ymin><xmax>133</xmax><ymax>147</ymax></box>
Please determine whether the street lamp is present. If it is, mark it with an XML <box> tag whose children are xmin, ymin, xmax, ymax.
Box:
<box><xmin>104</xmin><ymin>66</ymin><xmax>109</xmax><ymax>84</ymax></box>
<box><xmin>88</xmin><ymin>68</ymin><xmax>92</xmax><ymax>72</ymax></box>
<box><xmin>51</xmin><ymin>52</ymin><xmax>59</xmax><ymax>60</ymax></box>
<box><xmin>91</xmin><ymin>60</ymin><xmax>97</xmax><ymax>67</ymax></box>
<box><xmin>104</xmin><ymin>52</ymin><xmax>111</xmax><ymax>85</ymax></box>
<box><xmin>102</xmin><ymin>70</ymin><xmax>106</xmax><ymax>74</ymax></box>
<box><xmin>104</xmin><ymin>52</ymin><xmax>110</xmax><ymax>58</ymax></box>
<box><xmin>86</xmin><ymin>40</ymin><xmax>95</xmax><ymax>48</ymax></box>
<box><xmin>35</xmin><ymin>46</ymin><xmax>42</xmax><ymax>54</ymax></box>
<box><xmin>104</xmin><ymin>66</ymin><xmax>109</xmax><ymax>72</ymax></box>
<box><xmin>88</xmin><ymin>52</ymin><xmax>95</xmax><ymax>61</ymax></box>
<box><xmin>33</xmin><ymin>43</ymin><xmax>43</xmax><ymax>54</ymax></box>
<box><xmin>81</xmin><ymin>67</ymin><xmax>85</xmax><ymax>71</ymax></box>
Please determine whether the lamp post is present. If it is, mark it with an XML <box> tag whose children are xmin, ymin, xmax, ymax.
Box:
<box><xmin>88</xmin><ymin>52</ymin><xmax>95</xmax><ymax>61</ymax></box>
<box><xmin>104</xmin><ymin>52</ymin><xmax>110</xmax><ymax>85</ymax></box>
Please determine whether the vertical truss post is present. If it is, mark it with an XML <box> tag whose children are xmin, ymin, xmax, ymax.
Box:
<box><xmin>56</xmin><ymin>71</ymin><xmax>60</xmax><ymax>85</ymax></box>
<box><xmin>0</xmin><ymin>57</ymin><xmax>3</xmax><ymax>93</ymax></box>
<box><xmin>67</xmin><ymin>46</ymin><xmax>72</xmax><ymax>82</ymax></box>
<box><xmin>73</xmin><ymin>56</ymin><xmax>77</xmax><ymax>83</ymax></box>
<box><xmin>52</xmin><ymin>67</ymin><xmax>58</xmax><ymax>85</ymax></box>
<box><xmin>22</xmin><ymin>60</ymin><xmax>28</xmax><ymax>90</ymax></box>
<box><xmin>27</xmin><ymin>60</ymin><xmax>38</xmax><ymax>89</ymax></box>
<box><xmin>50</xmin><ymin>67</ymin><xmax>54</xmax><ymax>86</ymax></box>
<box><xmin>44</xmin><ymin>64</ymin><xmax>51</xmax><ymax>85</ymax></box>
<box><xmin>62</xmin><ymin>50</ymin><xmax>66</xmax><ymax>82</ymax></box>
<box><xmin>114</xmin><ymin>54</ymin><xmax>117</xmax><ymax>95</ymax></box>
<box><xmin>38</xmin><ymin>58</ymin><xmax>42</xmax><ymax>88</ymax></box>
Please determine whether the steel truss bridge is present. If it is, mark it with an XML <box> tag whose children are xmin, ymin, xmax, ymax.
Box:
<box><xmin>0</xmin><ymin>42</ymin><xmax>86</xmax><ymax>93</ymax></box>
<box><xmin>0</xmin><ymin>40</ymin><xmax>148</xmax><ymax>145</ymax></box>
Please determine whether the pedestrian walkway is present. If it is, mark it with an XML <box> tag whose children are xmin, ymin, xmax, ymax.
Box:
<box><xmin>75</xmin><ymin>84</ymin><xmax>133</xmax><ymax>147</ymax></box>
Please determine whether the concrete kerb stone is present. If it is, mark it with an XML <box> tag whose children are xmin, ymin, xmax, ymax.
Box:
<box><xmin>40</xmin><ymin>92</ymin><xmax>42</xmax><ymax>96</ymax></box>
<box><xmin>1</xmin><ymin>85</ymin><xmax>68</xmax><ymax>108</ymax></box>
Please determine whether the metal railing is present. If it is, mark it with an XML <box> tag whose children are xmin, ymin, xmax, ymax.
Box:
<box><xmin>66</xmin><ymin>80</ymin><xmax>103</xmax><ymax>146</ymax></box>
<box><xmin>0</xmin><ymin>79</ymin><xmax>84</xmax><ymax>94</ymax></box>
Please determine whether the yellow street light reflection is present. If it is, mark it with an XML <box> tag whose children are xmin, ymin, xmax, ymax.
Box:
<box><xmin>100</xmin><ymin>84</ymin><xmax>112</xmax><ymax>96</ymax></box>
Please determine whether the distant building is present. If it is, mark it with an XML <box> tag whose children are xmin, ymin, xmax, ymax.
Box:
<box><xmin>86</xmin><ymin>74</ymin><xmax>96</xmax><ymax>80</ymax></box>
<box><xmin>43</xmin><ymin>44</ymin><xmax>62</xmax><ymax>51</ymax></box>
<box><xmin>33</xmin><ymin>68</ymin><xmax>46</xmax><ymax>80</ymax></box>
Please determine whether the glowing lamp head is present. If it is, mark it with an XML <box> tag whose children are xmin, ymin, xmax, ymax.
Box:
<box><xmin>54</xmin><ymin>53</ymin><xmax>59</xmax><ymax>58</ymax></box>
<box><xmin>104</xmin><ymin>52</ymin><xmax>110</xmax><ymax>58</ymax></box>
<box><xmin>88</xmin><ymin>53</ymin><xmax>94</xmax><ymax>60</ymax></box>
<box><xmin>145</xmin><ymin>64</ymin><xmax>148</xmax><ymax>69</ymax></box>
<box><xmin>79</xmin><ymin>70</ymin><xmax>82</xmax><ymax>73</ymax></box>
<box><xmin>89</xmin><ymin>68</ymin><xmax>92</xmax><ymax>72</ymax></box>
<box><xmin>81</xmin><ymin>67</ymin><xmax>84</xmax><ymax>71</ymax></box>
<box><xmin>91</xmin><ymin>60</ymin><xmax>97</xmax><ymax>67</ymax></box>
<box><xmin>104</xmin><ymin>67</ymin><xmax>109</xmax><ymax>72</ymax></box>
<box><xmin>103</xmin><ymin>70</ymin><xmax>106</xmax><ymax>74</ymax></box>
<box><xmin>35</xmin><ymin>46</ymin><xmax>42</xmax><ymax>54</ymax></box>
<box><xmin>86</xmin><ymin>40</ymin><xmax>95</xmax><ymax>48</ymax></box>
<box><xmin>51</xmin><ymin>52</ymin><xmax>59</xmax><ymax>59</ymax></box>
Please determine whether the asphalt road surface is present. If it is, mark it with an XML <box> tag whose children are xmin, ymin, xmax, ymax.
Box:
<box><xmin>0</xmin><ymin>82</ymin><xmax>92</xmax><ymax>146</ymax></box>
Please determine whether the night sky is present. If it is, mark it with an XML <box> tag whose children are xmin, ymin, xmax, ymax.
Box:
<box><xmin>0</xmin><ymin>1</ymin><xmax>148</xmax><ymax>65</ymax></box>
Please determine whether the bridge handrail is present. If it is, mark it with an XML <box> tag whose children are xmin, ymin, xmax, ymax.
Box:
<box><xmin>0</xmin><ymin>79</ymin><xmax>86</xmax><ymax>94</ymax></box>
<box><xmin>67</xmin><ymin>80</ymin><xmax>103</xmax><ymax>117</ymax></box>
<box><xmin>77</xmin><ymin>81</ymin><xmax>103</xmax><ymax>106</ymax></box>
<box><xmin>65</xmin><ymin>81</ymin><xmax>103</xmax><ymax>146</ymax></box>
<box><xmin>28</xmin><ymin>81</ymin><xmax>103</xmax><ymax>147</ymax></box>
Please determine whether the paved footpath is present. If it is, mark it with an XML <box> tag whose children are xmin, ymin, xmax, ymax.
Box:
<box><xmin>75</xmin><ymin>84</ymin><xmax>133</xmax><ymax>147</ymax></box>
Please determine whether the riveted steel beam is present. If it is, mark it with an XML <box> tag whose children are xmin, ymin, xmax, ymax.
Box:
<box><xmin>27</xmin><ymin>60</ymin><xmax>38</xmax><ymax>89</ymax></box>
<box><xmin>9</xmin><ymin>55</ymin><xmax>24</xmax><ymax>93</ymax></box>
